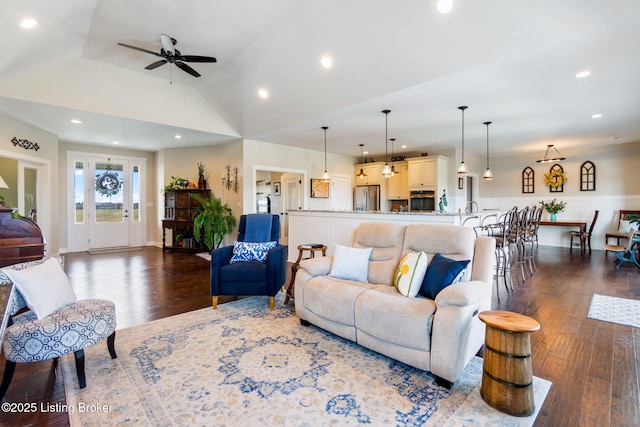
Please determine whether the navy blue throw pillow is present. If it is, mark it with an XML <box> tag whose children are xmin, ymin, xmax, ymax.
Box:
<box><xmin>419</xmin><ymin>253</ymin><xmax>470</xmax><ymax>299</ymax></box>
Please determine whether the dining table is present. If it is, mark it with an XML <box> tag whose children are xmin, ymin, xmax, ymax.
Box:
<box><xmin>539</xmin><ymin>219</ymin><xmax>587</xmax><ymax>233</ymax></box>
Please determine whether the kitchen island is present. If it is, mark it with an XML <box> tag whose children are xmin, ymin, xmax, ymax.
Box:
<box><xmin>286</xmin><ymin>209</ymin><xmax>500</xmax><ymax>262</ymax></box>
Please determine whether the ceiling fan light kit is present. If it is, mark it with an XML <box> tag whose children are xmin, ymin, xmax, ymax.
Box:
<box><xmin>117</xmin><ymin>34</ymin><xmax>216</xmax><ymax>81</ymax></box>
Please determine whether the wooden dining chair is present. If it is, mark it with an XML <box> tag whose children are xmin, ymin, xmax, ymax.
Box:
<box><xmin>569</xmin><ymin>210</ymin><xmax>599</xmax><ymax>253</ymax></box>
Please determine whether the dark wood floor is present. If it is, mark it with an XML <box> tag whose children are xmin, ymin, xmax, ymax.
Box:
<box><xmin>1</xmin><ymin>245</ymin><xmax>639</xmax><ymax>426</ymax></box>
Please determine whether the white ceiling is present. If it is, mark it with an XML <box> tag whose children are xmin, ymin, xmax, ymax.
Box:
<box><xmin>1</xmin><ymin>0</ymin><xmax>639</xmax><ymax>159</ymax></box>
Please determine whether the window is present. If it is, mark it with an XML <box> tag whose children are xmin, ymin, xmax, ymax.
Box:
<box><xmin>74</xmin><ymin>161</ymin><xmax>84</xmax><ymax>224</ymax></box>
<box><xmin>580</xmin><ymin>161</ymin><xmax>595</xmax><ymax>191</ymax></box>
<box><xmin>522</xmin><ymin>167</ymin><xmax>534</xmax><ymax>193</ymax></box>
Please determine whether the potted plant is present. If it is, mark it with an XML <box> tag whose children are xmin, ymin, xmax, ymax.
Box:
<box><xmin>197</xmin><ymin>162</ymin><xmax>207</xmax><ymax>190</ymax></box>
<box><xmin>162</xmin><ymin>176</ymin><xmax>187</xmax><ymax>192</ymax></box>
<box><xmin>191</xmin><ymin>192</ymin><xmax>236</xmax><ymax>251</ymax></box>
<box><xmin>539</xmin><ymin>198</ymin><xmax>566</xmax><ymax>221</ymax></box>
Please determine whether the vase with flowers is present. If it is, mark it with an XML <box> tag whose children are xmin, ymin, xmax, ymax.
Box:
<box><xmin>539</xmin><ymin>198</ymin><xmax>566</xmax><ymax>221</ymax></box>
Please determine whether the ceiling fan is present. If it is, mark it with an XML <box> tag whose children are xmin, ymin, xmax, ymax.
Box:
<box><xmin>117</xmin><ymin>34</ymin><xmax>216</xmax><ymax>78</ymax></box>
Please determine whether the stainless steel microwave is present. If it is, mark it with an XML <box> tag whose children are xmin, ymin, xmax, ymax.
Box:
<box><xmin>410</xmin><ymin>190</ymin><xmax>435</xmax><ymax>211</ymax></box>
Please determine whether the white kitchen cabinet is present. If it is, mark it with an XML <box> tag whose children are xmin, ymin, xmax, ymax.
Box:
<box><xmin>387</xmin><ymin>161</ymin><xmax>408</xmax><ymax>199</ymax></box>
<box><xmin>354</xmin><ymin>162</ymin><xmax>383</xmax><ymax>186</ymax></box>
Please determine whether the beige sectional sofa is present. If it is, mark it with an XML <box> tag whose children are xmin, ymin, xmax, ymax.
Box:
<box><xmin>294</xmin><ymin>222</ymin><xmax>496</xmax><ymax>387</ymax></box>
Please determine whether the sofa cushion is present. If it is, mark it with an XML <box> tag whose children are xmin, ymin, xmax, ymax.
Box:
<box><xmin>303</xmin><ymin>276</ymin><xmax>373</xmax><ymax>326</ymax></box>
<box><xmin>355</xmin><ymin>286</ymin><xmax>436</xmax><ymax>352</ymax></box>
<box><xmin>394</xmin><ymin>251</ymin><xmax>428</xmax><ymax>298</ymax></box>
<box><xmin>220</xmin><ymin>262</ymin><xmax>266</xmax><ymax>282</ymax></box>
<box><xmin>402</xmin><ymin>224</ymin><xmax>475</xmax><ymax>282</ymax></box>
<box><xmin>419</xmin><ymin>253</ymin><xmax>470</xmax><ymax>299</ymax></box>
<box><xmin>2</xmin><ymin>257</ymin><xmax>77</xmax><ymax>320</ymax></box>
<box><xmin>329</xmin><ymin>245</ymin><xmax>372</xmax><ymax>282</ymax></box>
<box><xmin>230</xmin><ymin>241</ymin><xmax>277</xmax><ymax>263</ymax></box>
<box><xmin>352</xmin><ymin>222</ymin><xmax>406</xmax><ymax>285</ymax></box>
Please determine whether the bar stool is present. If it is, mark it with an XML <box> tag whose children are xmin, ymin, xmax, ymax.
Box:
<box><xmin>284</xmin><ymin>244</ymin><xmax>327</xmax><ymax>304</ymax></box>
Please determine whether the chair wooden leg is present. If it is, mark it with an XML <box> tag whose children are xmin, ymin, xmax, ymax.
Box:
<box><xmin>212</xmin><ymin>296</ymin><xmax>218</xmax><ymax>310</ymax></box>
<box><xmin>0</xmin><ymin>360</ymin><xmax>16</xmax><ymax>400</ymax></box>
<box><xmin>74</xmin><ymin>349</ymin><xmax>86</xmax><ymax>389</ymax></box>
<box><xmin>269</xmin><ymin>296</ymin><xmax>275</xmax><ymax>311</ymax></box>
<box><xmin>107</xmin><ymin>331</ymin><xmax>117</xmax><ymax>359</ymax></box>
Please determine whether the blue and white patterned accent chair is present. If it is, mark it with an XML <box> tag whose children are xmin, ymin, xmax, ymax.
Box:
<box><xmin>0</xmin><ymin>259</ymin><xmax>117</xmax><ymax>400</ymax></box>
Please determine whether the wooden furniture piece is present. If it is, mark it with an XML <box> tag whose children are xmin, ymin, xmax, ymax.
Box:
<box><xmin>539</xmin><ymin>219</ymin><xmax>587</xmax><ymax>233</ymax></box>
<box><xmin>284</xmin><ymin>244</ymin><xmax>327</xmax><ymax>304</ymax></box>
<box><xmin>479</xmin><ymin>310</ymin><xmax>540</xmax><ymax>417</ymax></box>
<box><xmin>603</xmin><ymin>230</ymin><xmax>640</xmax><ymax>269</ymax></box>
<box><xmin>0</xmin><ymin>208</ymin><xmax>45</xmax><ymax>359</ymax></box>
<box><xmin>605</xmin><ymin>210</ymin><xmax>640</xmax><ymax>246</ymax></box>
<box><xmin>0</xmin><ymin>208</ymin><xmax>45</xmax><ymax>268</ymax></box>
<box><xmin>569</xmin><ymin>210</ymin><xmax>599</xmax><ymax>253</ymax></box>
<box><xmin>162</xmin><ymin>189</ymin><xmax>210</xmax><ymax>252</ymax></box>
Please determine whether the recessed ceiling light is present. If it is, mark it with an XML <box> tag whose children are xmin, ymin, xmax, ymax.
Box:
<box><xmin>321</xmin><ymin>56</ymin><xmax>333</xmax><ymax>69</ymax></box>
<box><xmin>257</xmin><ymin>88</ymin><xmax>269</xmax><ymax>99</ymax></box>
<box><xmin>592</xmin><ymin>113</ymin><xmax>603</xmax><ymax>119</ymax></box>
<box><xmin>19</xmin><ymin>18</ymin><xmax>38</xmax><ymax>29</ymax></box>
<box><xmin>436</xmin><ymin>0</ymin><xmax>453</xmax><ymax>14</ymax></box>
<box><xmin>112</xmin><ymin>141</ymin><xmax>120</xmax><ymax>145</ymax></box>
<box><xmin>363</xmin><ymin>151</ymin><xmax>369</xmax><ymax>155</ymax></box>
<box><xmin>70</xmin><ymin>119</ymin><xmax>82</xmax><ymax>124</ymax></box>
<box><xmin>175</xmin><ymin>134</ymin><xmax>182</xmax><ymax>139</ymax></box>
<box><xmin>401</xmin><ymin>145</ymin><xmax>407</xmax><ymax>149</ymax></box>
<box><xmin>575</xmin><ymin>70</ymin><xmax>591</xmax><ymax>78</ymax></box>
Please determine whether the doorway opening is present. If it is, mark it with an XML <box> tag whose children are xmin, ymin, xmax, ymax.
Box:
<box><xmin>252</xmin><ymin>165</ymin><xmax>307</xmax><ymax>245</ymax></box>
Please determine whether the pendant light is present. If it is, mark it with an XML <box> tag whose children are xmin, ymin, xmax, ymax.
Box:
<box><xmin>457</xmin><ymin>106</ymin><xmax>468</xmax><ymax>176</ymax></box>
<box><xmin>483</xmin><ymin>121</ymin><xmax>494</xmax><ymax>180</ymax></box>
<box><xmin>357</xmin><ymin>144</ymin><xmax>368</xmax><ymax>180</ymax></box>
<box><xmin>381</xmin><ymin>110</ymin><xmax>392</xmax><ymax>178</ymax></box>
<box><xmin>536</xmin><ymin>144</ymin><xmax>566</xmax><ymax>163</ymax></box>
<box><xmin>321</xmin><ymin>126</ymin><xmax>330</xmax><ymax>182</ymax></box>
<box><xmin>390</xmin><ymin>138</ymin><xmax>399</xmax><ymax>176</ymax></box>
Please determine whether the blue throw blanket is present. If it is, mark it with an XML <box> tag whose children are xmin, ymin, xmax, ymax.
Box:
<box><xmin>244</xmin><ymin>214</ymin><xmax>273</xmax><ymax>242</ymax></box>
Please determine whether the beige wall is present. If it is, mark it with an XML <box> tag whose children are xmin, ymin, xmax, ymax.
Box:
<box><xmin>0</xmin><ymin>114</ymin><xmax>59</xmax><ymax>253</ymax></box>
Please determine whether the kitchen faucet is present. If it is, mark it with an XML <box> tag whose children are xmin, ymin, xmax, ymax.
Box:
<box><xmin>465</xmin><ymin>201</ymin><xmax>479</xmax><ymax>214</ymax></box>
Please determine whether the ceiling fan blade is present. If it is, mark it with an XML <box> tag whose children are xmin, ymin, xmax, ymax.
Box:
<box><xmin>179</xmin><ymin>55</ymin><xmax>217</xmax><ymax>63</ymax></box>
<box><xmin>175</xmin><ymin>61</ymin><xmax>201</xmax><ymax>77</ymax></box>
<box><xmin>117</xmin><ymin>43</ymin><xmax>161</xmax><ymax>57</ymax></box>
<box><xmin>145</xmin><ymin>60</ymin><xmax>168</xmax><ymax>70</ymax></box>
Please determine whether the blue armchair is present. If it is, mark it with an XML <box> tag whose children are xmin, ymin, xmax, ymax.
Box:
<box><xmin>210</xmin><ymin>214</ymin><xmax>287</xmax><ymax>310</ymax></box>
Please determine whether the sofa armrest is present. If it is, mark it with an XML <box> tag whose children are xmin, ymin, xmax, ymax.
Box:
<box><xmin>430</xmin><ymin>279</ymin><xmax>492</xmax><ymax>383</ymax></box>
<box><xmin>298</xmin><ymin>256</ymin><xmax>333</xmax><ymax>277</ymax></box>
<box><xmin>210</xmin><ymin>245</ymin><xmax>233</xmax><ymax>294</ymax></box>
<box><xmin>435</xmin><ymin>280</ymin><xmax>491</xmax><ymax>308</ymax></box>
<box><xmin>265</xmin><ymin>245</ymin><xmax>287</xmax><ymax>293</ymax></box>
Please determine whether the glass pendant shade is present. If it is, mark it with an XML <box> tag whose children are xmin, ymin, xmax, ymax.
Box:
<box><xmin>457</xmin><ymin>106</ymin><xmax>468</xmax><ymax>177</ymax></box>
<box><xmin>321</xmin><ymin>126</ymin><xmax>330</xmax><ymax>182</ymax></box>
<box><xmin>382</xmin><ymin>163</ymin><xmax>392</xmax><ymax>178</ymax></box>
<box><xmin>389</xmin><ymin>138</ymin><xmax>399</xmax><ymax>176</ymax></box>
<box><xmin>483</xmin><ymin>121</ymin><xmax>493</xmax><ymax>181</ymax></box>
<box><xmin>357</xmin><ymin>144</ymin><xmax>367</xmax><ymax>180</ymax></box>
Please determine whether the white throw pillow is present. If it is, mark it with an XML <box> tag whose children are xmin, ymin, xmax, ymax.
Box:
<box><xmin>618</xmin><ymin>220</ymin><xmax>639</xmax><ymax>233</ymax></box>
<box><xmin>329</xmin><ymin>244</ymin><xmax>372</xmax><ymax>282</ymax></box>
<box><xmin>2</xmin><ymin>257</ymin><xmax>77</xmax><ymax>319</ymax></box>
<box><xmin>394</xmin><ymin>252</ymin><xmax>428</xmax><ymax>298</ymax></box>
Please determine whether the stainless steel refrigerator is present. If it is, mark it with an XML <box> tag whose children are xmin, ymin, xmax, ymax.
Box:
<box><xmin>354</xmin><ymin>185</ymin><xmax>380</xmax><ymax>211</ymax></box>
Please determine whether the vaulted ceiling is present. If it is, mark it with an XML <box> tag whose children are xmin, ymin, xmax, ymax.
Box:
<box><xmin>1</xmin><ymin>0</ymin><xmax>639</xmax><ymax>159</ymax></box>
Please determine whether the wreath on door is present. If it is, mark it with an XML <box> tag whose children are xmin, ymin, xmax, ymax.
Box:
<box><xmin>95</xmin><ymin>171</ymin><xmax>122</xmax><ymax>197</ymax></box>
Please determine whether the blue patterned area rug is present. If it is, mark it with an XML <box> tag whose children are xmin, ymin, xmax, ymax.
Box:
<box><xmin>588</xmin><ymin>294</ymin><xmax>640</xmax><ymax>328</ymax></box>
<box><xmin>62</xmin><ymin>295</ymin><xmax>551</xmax><ymax>426</ymax></box>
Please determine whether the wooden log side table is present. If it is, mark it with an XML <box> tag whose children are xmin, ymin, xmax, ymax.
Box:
<box><xmin>479</xmin><ymin>310</ymin><xmax>541</xmax><ymax>417</ymax></box>
<box><xmin>284</xmin><ymin>244</ymin><xmax>327</xmax><ymax>304</ymax></box>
